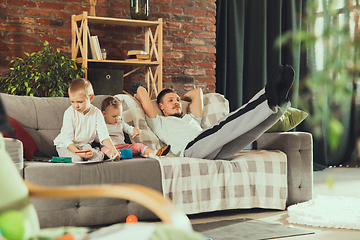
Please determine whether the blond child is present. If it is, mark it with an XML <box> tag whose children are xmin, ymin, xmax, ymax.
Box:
<box><xmin>101</xmin><ymin>96</ymin><xmax>170</xmax><ymax>157</ymax></box>
<box><xmin>54</xmin><ymin>78</ymin><xmax>120</xmax><ymax>162</ymax></box>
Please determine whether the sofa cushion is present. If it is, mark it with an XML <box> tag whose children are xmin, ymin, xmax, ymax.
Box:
<box><xmin>114</xmin><ymin>94</ymin><xmax>164</xmax><ymax>150</ymax></box>
<box><xmin>0</xmin><ymin>94</ymin><xmax>71</xmax><ymax>156</ymax></box>
<box><xmin>3</xmin><ymin>117</ymin><xmax>38</xmax><ymax>160</ymax></box>
<box><xmin>91</xmin><ymin>95</ymin><xmax>110</xmax><ymax>110</ymax></box>
<box><xmin>201</xmin><ymin>93</ymin><xmax>229</xmax><ymax>129</ymax></box>
<box><xmin>25</xmin><ymin>158</ymin><xmax>163</xmax><ymax>228</ymax></box>
<box><xmin>266</xmin><ymin>107</ymin><xmax>308</xmax><ymax>133</ymax></box>
<box><xmin>0</xmin><ymin>94</ymin><xmax>112</xmax><ymax>157</ymax></box>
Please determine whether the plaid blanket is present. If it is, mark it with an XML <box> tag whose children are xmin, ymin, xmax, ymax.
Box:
<box><xmin>157</xmin><ymin>150</ymin><xmax>288</xmax><ymax>214</ymax></box>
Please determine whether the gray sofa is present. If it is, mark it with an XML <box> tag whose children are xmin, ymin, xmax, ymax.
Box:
<box><xmin>1</xmin><ymin>92</ymin><xmax>313</xmax><ymax>228</ymax></box>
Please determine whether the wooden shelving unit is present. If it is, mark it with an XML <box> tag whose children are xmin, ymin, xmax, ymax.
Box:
<box><xmin>71</xmin><ymin>12</ymin><xmax>163</xmax><ymax>96</ymax></box>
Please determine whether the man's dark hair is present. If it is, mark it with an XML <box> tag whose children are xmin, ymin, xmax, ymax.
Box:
<box><xmin>157</xmin><ymin>88</ymin><xmax>177</xmax><ymax>104</ymax></box>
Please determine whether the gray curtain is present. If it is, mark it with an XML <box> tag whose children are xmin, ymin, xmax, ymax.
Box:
<box><xmin>216</xmin><ymin>0</ymin><xmax>304</xmax><ymax>111</ymax></box>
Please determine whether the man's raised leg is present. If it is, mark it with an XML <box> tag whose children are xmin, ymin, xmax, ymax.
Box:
<box><xmin>183</xmin><ymin>65</ymin><xmax>295</xmax><ymax>160</ymax></box>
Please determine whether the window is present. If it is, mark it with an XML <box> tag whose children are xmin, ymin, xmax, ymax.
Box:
<box><xmin>313</xmin><ymin>0</ymin><xmax>358</xmax><ymax>71</ymax></box>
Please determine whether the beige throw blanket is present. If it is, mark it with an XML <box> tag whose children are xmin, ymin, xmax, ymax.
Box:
<box><xmin>157</xmin><ymin>150</ymin><xmax>288</xmax><ymax>214</ymax></box>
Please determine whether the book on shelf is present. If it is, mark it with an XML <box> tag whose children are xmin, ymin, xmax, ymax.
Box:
<box><xmin>127</xmin><ymin>50</ymin><xmax>148</xmax><ymax>55</ymax></box>
<box><xmin>87</xmin><ymin>27</ymin><xmax>96</xmax><ymax>60</ymax></box>
<box><xmin>87</xmin><ymin>27</ymin><xmax>102</xmax><ymax>60</ymax></box>
<box><xmin>125</xmin><ymin>59</ymin><xmax>151</xmax><ymax>62</ymax></box>
<box><xmin>128</xmin><ymin>54</ymin><xmax>150</xmax><ymax>60</ymax></box>
<box><xmin>93</xmin><ymin>36</ymin><xmax>103</xmax><ymax>60</ymax></box>
<box><xmin>89</xmin><ymin>36</ymin><xmax>97</xmax><ymax>59</ymax></box>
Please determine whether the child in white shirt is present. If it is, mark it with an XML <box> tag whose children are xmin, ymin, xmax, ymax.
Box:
<box><xmin>54</xmin><ymin>78</ymin><xmax>120</xmax><ymax>162</ymax></box>
<box><xmin>101</xmin><ymin>96</ymin><xmax>170</xmax><ymax>157</ymax></box>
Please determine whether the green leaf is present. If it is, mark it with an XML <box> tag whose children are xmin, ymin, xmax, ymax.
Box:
<box><xmin>1</xmin><ymin>40</ymin><xmax>78</xmax><ymax>97</ymax></box>
<box><xmin>327</xmin><ymin>118</ymin><xmax>344</xmax><ymax>152</ymax></box>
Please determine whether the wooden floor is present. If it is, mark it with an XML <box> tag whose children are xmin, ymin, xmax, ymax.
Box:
<box><xmin>188</xmin><ymin>167</ymin><xmax>360</xmax><ymax>240</ymax></box>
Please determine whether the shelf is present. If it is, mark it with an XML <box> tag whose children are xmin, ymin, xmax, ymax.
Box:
<box><xmin>71</xmin><ymin>11</ymin><xmax>163</xmax><ymax>97</ymax></box>
<box><xmin>87</xmin><ymin>16</ymin><xmax>160</xmax><ymax>27</ymax></box>
<box><xmin>77</xmin><ymin>59</ymin><xmax>160</xmax><ymax>66</ymax></box>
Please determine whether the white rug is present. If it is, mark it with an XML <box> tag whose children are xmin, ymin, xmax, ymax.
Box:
<box><xmin>287</xmin><ymin>195</ymin><xmax>360</xmax><ymax>230</ymax></box>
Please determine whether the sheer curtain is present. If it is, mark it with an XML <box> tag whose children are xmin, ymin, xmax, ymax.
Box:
<box><xmin>303</xmin><ymin>0</ymin><xmax>358</xmax><ymax>169</ymax></box>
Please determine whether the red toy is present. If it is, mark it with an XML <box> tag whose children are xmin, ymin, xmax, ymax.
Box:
<box><xmin>126</xmin><ymin>214</ymin><xmax>138</xmax><ymax>223</ymax></box>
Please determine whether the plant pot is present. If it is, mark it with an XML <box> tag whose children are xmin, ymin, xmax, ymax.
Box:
<box><xmin>130</xmin><ymin>0</ymin><xmax>149</xmax><ymax>20</ymax></box>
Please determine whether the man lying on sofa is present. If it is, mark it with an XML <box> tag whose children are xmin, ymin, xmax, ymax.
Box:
<box><xmin>136</xmin><ymin>64</ymin><xmax>294</xmax><ymax>160</ymax></box>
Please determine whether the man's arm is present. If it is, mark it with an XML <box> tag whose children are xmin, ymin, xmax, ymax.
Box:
<box><xmin>135</xmin><ymin>86</ymin><xmax>158</xmax><ymax>118</ymax></box>
<box><xmin>182</xmin><ymin>88</ymin><xmax>203</xmax><ymax>118</ymax></box>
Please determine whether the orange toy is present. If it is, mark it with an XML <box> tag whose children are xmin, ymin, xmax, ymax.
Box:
<box><xmin>126</xmin><ymin>214</ymin><xmax>138</xmax><ymax>223</ymax></box>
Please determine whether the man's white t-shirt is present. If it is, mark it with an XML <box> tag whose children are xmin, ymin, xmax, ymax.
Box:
<box><xmin>54</xmin><ymin>105</ymin><xmax>109</xmax><ymax>148</ymax></box>
<box><xmin>146</xmin><ymin>114</ymin><xmax>202</xmax><ymax>156</ymax></box>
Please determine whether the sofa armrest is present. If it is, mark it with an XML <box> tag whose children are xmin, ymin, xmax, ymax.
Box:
<box><xmin>255</xmin><ymin>132</ymin><xmax>313</xmax><ymax>206</ymax></box>
<box><xmin>4</xmin><ymin>138</ymin><xmax>24</xmax><ymax>176</ymax></box>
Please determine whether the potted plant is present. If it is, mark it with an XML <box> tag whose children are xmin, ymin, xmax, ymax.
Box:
<box><xmin>0</xmin><ymin>41</ymin><xmax>84</xmax><ymax>97</ymax></box>
<box><xmin>277</xmin><ymin>1</ymin><xmax>358</xmax><ymax>152</ymax></box>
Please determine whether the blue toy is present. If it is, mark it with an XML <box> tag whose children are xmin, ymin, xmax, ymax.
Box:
<box><xmin>119</xmin><ymin>148</ymin><xmax>133</xmax><ymax>159</ymax></box>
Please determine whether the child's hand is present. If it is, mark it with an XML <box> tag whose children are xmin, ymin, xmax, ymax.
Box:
<box><xmin>76</xmin><ymin>149</ymin><xmax>93</xmax><ymax>159</ymax></box>
<box><xmin>113</xmin><ymin>153</ymin><xmax>121</xmax><ymax>161</ymax></box>
<box><xmin>132</xmin><ymin>128</ymin><xmax>141</xmax><ymax>138</ymax></box>
<box><xmin>108</xmin><ymin>149</ymin><xmax>121</xmax><ymax>161</ymax></box>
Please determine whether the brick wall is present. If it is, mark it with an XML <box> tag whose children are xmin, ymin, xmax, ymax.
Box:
<box><xmin>0</xmin><ymin>0</ymin><xmax>216</xmax><ymax>95</ymax></box>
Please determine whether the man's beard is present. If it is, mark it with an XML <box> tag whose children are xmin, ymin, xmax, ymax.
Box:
<box><xmin>169</xmin><ymin>112</ymin><xmax>183</xmax><ymax>117</ymax></box>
